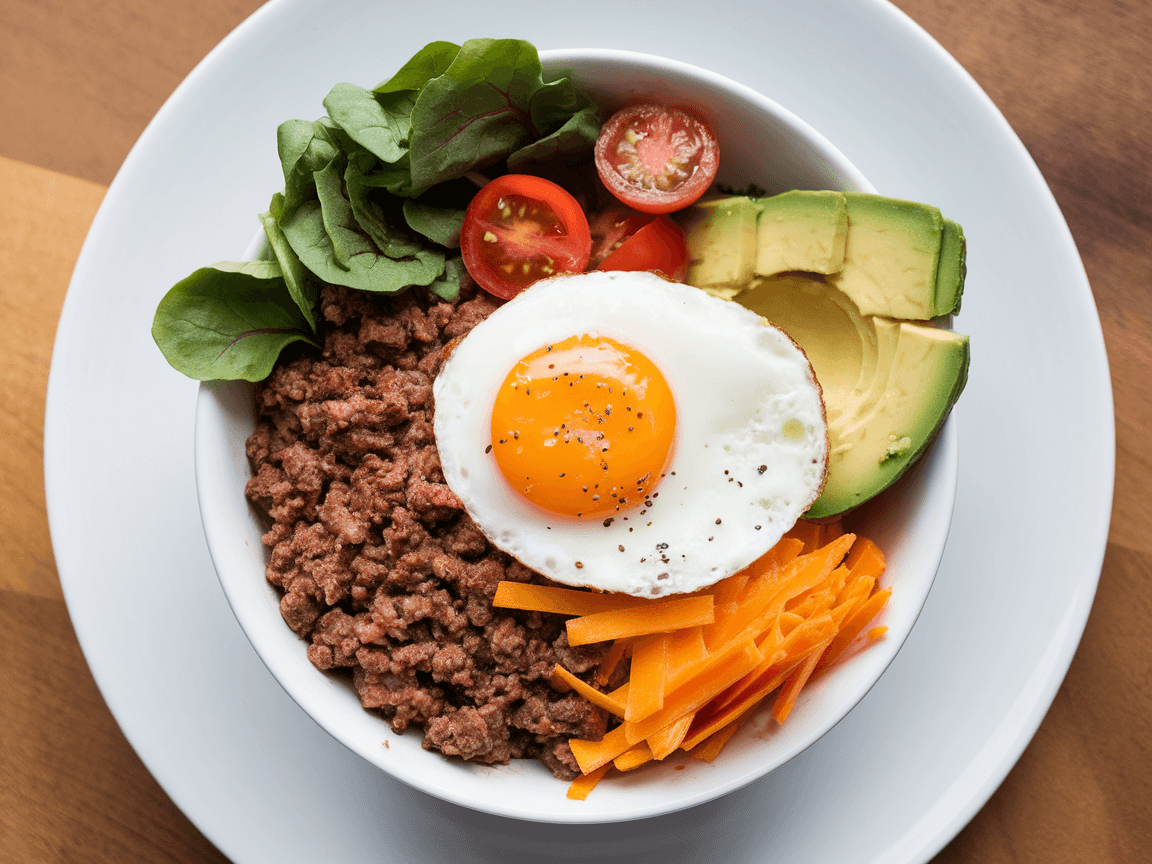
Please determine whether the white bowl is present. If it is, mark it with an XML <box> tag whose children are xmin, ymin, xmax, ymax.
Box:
<box><xmin>194</xmin><ymin>48</ymin><xmax>958</xmax><ymax>824</ymax></box>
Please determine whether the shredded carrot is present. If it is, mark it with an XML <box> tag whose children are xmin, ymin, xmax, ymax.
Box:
<box><xmin>820</xmin><ymin>519</ymin><xmax>845</xmax><ymax>544</ymax></box>
<box><xmin>625</xmin><ymin>634</ymin><xmax>669</xmax><ymax>722</ymax></box>
<box><xmin>562</xmin><ymin>527</ymin><xmax>893</xmax><ymax>799</ymax></box>
<box><xmin>566</xmin><ymin>595</ymin><xmax>714</xmax><ymax>646</ymax></box>
<box><xmin>771</xmin><ymin>641</ymin><xmax>829</xmax><ymax>723</ymax></box>
<box><xmin>784</xmin><ymin>519</ymin><xmax>823</xmax><ymax>553</ymax></box>
<box><xmin>844</xmin><ymin>536</ymin><xmax>886</xmax><ymax>581</ymax></box>
<box><xmin>648</xmin><ymin>711</ymin><xmax>695</xmax><ymax>760</ymax></box>
<box><xmin>569</xmin><ymin>723</ymin><xmax>633</xmax><ymax>774</ymax></box>
<box><xmin>624</xmin><ymin>640</ymin><xmax>762</xmax><ymax>745</ymax></box>
<box><xmin>667</xmin><ymin>626</ymin><xmax>707</xmax><ymax>670</ymax></box>
<box><xmin>713</xmin><ymin>534</ymin><xmax>855</xmax><ymax>649</ymax></box>
<box><xmin>690</xmin><ymin>714</ymin><xmax>746</xmax><ymax>762</ymax></box>
<box><xmin>493</xmin><ymin>581</ymin><xmax>647</xmax><ymax>616</ymax></box>
<box><xmin>614</xmin><ymin>741</ymin><xmax>654</xmax><ymax>772</ymax></box>
<box><xmin>594</xmin><ymin>637</ymin><xmax>629</xmax><ymax>686</ymax></box>
<box><xmin>566</xmin><ymin>763</ymin><xmax>611</xmax><ymax>799</ymax></box>
<box><xmin>817</xmin><ymin>588</ymin><xmax>892</xmax><ymax>670</ymax></box>
<box><xmin>552</xmin><ymin>664</ymin><xmax>626</xmax><ymax>718</ymax></box>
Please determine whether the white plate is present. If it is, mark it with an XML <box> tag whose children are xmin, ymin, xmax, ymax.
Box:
<box><xmin>44</xmin><ymin>0</ymin><xmax>1112</xmax><ymax>861</ymax></box>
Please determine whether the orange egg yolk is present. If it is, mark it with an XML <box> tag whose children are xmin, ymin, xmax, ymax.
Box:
<box><xmin>490</xmin><ymin>334</ymin><xmax>676</xmax><ymax>519</ymax></box>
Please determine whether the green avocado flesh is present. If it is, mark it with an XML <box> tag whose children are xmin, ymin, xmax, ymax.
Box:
<box><xmin>680</xmin><ymin>191</ymin><xmax>970</xmax><ymax>518</ymax></box>
<box><xmin>754</xmin><ymin>189</ymin><xmax>847</xmax><ymax>276</ymax></box>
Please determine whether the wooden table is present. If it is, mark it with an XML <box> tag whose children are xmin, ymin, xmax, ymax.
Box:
<box><xmin>2</xmin><ymin>1</ymin><xmax>1148</xmax><ymax>860</ymax></box>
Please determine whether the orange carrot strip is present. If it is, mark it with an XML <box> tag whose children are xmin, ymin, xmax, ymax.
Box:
<box><xmin>835</xmin><ymin>573</ymin><xmax>876</xmax><ymax>609</ymax></box>
<box><xmin>552</xmin><ymin>664</ymin><xmax>627</xmax><ymax>718</ymax></box>
<box><xmin>777</xmin><ymin>611</ymin><xmax>805</xmax><ymax>634</ymax></box>
<box><xmin>787</xmin><ymin>586</ymin><xmax>836</xmax><ymax>619</ymax></box>
<box><xmin>663</xmin><ymin>622</ymin><xmax>765</xmax><ymax>701</ymax></box>
<box><xmin>821</xmin><ymin>519</ymin><xmax>845</xmax><ymax>544</ymax></box>
<box><xmin>614</xmin><ymin>741</ymin><xmax>654</xmax><ymax>772</ymax></box>
<box><xmin>867</xmin><ymin>625</ymin><xmax>889</xmax><ymax>642</ymax></box>
<box><xmin>711</xmin><ymin>568</ymin><xmax>752</xmax><ymax>612</ymax></box>
<box><xmin>624</xmin><ymin>639</ymin><xmax>762</xmax><ymax>745</ymax></box>
<box><xmin>648</xmin><ymin>711</ymin><xmax>695</xmax><ymax>760</ymax></box>
<box><xmin>818</xmin><ymin>588</ymin><xmax>892</xmax><ymax>670</ymax></box>
<box><xmin>785</xmin><ymin>519</ymin><xmax>823</xmax><ymax>553</ymax></box>
<box><xmin>569</xmin><ymin>724</ymin><xmax>633</xmax><ymax>774</ymax></box>
<box><xmin>715</xmin><ymin>534</ymin><xmax>855</xmax><ymax>649</ymax></box>
<box><xmin>594</xmin><ymin>637</ymin><xmax>630</xmax><ymax>686</ymax></box>
<box><xmin>566</xmin><ymin>595</ymin><xmax>715</xmax><ymax>646</ymax></box>
<box><xmin>711</xmin><ymin>613</ymin><xmax>836</xmax><ymax>712</ymax></box>
<box><xmin>770</xmin><ymin>640</ymin><xmax>829</xmax><ymax>723</ymax></box>
<box><xmin>845</xmin><ymin>536</ymin><xmax>886</xmax><ymax>581</ymax></box>
<box><xmin>667</xmin><ymin>626</ymin><xmax>707</xmax><ymax>672</ymax></box>
<box><xmin>493</xmin><ymin>581</ymin><xmax>648</xmax><ymax>616</ymax></box>
<box><xmin>566</xmin><ymin>763</ymin><xmax>611</xmax><ymax>799</ymax></box>
<box><xmin>681</xmin><ymin>659</ymin><xmax>802</xmax><ymax>751</ymax></box>
<box><xmin>689</xmin><ymin>714</ymin><xmax>746</xmax><ymax>761</ymax></box>
<box><xmin>626</xmin><ymin>634</ymin><xmax>670</xmax><ymax>722</ymax></box>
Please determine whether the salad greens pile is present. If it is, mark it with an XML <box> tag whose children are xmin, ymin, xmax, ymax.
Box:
<box><xmin>152</xmin><ymin>38</ymin><xmax>600</xmax><ymax>382</ymax></box>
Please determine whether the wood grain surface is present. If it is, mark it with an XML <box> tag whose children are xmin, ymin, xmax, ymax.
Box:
<box><xmin>2</xmin><ymin>1</ymin><xmax>1148</xmax><ymax>861</ymax></box>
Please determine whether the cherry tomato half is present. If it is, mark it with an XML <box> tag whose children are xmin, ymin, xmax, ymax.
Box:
<box><xmin>587</xmin><ymin>205</ymin><xmax>653</xmax><ymax>268</ymax></box>
<box><xmin>460</xmin><ymin>174</ymin><xmax>592</xmax><ymax>299</ymax></box>
<box><xmin>597</xmin><ymin>213</ymin><xmax>689</xmax><ymax>281</ymax></box>
<box><xmin>594</xmin><ymin>104</ymin><xmax>720</xmax><ymax>214</ymax></box>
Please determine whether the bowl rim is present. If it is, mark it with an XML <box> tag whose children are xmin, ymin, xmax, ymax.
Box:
<box><xmin>194</xmin><ymin>47</ymin><xmax>958</xmax><ymax>824</ymax></box>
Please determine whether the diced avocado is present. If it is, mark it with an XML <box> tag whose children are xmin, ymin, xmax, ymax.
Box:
<box><xmin>805</xmin><ymin>321</ymin><xmax>969</xmax><ymax>518</ymax></box>
<box><xmin>681</xmin><ymin>196</ymin><xmax>759</xmax><ymax>299</ymax></box>
<box><xmin>827</xmin><ymin>192</ymin><xmax>947</xmax><ymax>320</ymax></box>
<box><xmin>934</xmin><ymin>217</ymin><xmax>966</xmax><ymax>316</ymax></box>
<box><xmin>754</xmin><ymin>190</ymin><xmax>848</xmax><ymax>277</ymax></box>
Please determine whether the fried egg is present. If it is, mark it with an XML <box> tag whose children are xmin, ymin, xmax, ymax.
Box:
<box><xmin>433</xmin><ymin>270</ymin><xmax>827</xmax><ymax>597</ymax></box>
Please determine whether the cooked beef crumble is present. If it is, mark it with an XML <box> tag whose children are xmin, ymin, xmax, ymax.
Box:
<box><xmin>244</xmin><ymin>281</ymin><xmax>619</xmax><ymax>779</ymax></box>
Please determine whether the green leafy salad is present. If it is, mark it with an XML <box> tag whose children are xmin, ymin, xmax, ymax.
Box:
<box><xmin>152</xmin><ymin>38</ymin><xmax>601</xmax><ymax>381</ymax></box>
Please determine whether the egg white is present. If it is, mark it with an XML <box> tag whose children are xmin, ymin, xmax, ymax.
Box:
<box><xmin>432</xmin><ymin>270</ymin><xmax>828</xmax><ymax>597</ymax></box>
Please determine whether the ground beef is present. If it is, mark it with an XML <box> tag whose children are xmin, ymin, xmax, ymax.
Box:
<box><xmin>245</xmin><ymin>281</ymin><xmax>616</xmax><ymax>779</ymax></box>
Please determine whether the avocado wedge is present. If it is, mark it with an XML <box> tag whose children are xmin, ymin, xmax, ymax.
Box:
<box><xmin>679</xmin><ymin>191</ymin><xmax>970</xmax><ymax>518</ymax></box>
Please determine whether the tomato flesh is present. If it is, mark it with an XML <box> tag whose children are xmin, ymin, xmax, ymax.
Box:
<box><xmin>587</xmin><ymin>206</ymin><xmax>653</xmax><ymax>268</ymax></box>
<box><xmin>595</xmin><ymin>105</ymin><xmax>720</xmax><ymax>214</ymax></box>
<box><xmin>597</xmin><ymin>214</ymin><xmax>689</xmax><ymax>281</ymax></box>
<box><xmin>460</xmin><ymin>174</ymin><xmax>591</xmax><ymax>299</ymax></box>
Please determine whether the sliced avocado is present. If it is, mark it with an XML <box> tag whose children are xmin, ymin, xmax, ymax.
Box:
<box><xmin>738</xmin><ymin>273</ymin><xmax>873</xmax><ymax>422</ymax></box>
<box><xmin>827</xmin><ymin>192</ymin><xmax>945</xmax><ymax>320</ymax></box>
<box><xmin>681</xmin><ymin>196</ymin><xmax>759</xmax><ymax>299</ymax></box>
<box><xmin>935</xmin><ymin>217</ymin><xmax>966</xmax><ymax>316</ymax></box>
<box><xmin>806</xmin><ymin>321</ymin><xmax>969</xmax><ymax>519</ymax></box>
<box><xmin>753</xmin><ymin>190</ymin><xmax>847</xmax><ymax>277</ymax></box>
<box><xmin>680</xmin><ymin>192</ymin><xmax>970</xmax><ymax>518</ymax></box>
<box><xmin>736</xmin><ymin>275</ymin><xmax>967</xmax><ymax>519</ymax></box>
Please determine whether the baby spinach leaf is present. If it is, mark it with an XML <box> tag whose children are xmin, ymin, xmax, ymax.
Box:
<box><xmin>281</xmin><ymin>200</ymin><xmax>445</xmax><ymax>294</ymax></box>
<box><xmin>507</xmin><ymin>106</ymin><xmax>601</xmax><ymax>172</ymax></box>
<box><xmin>152</xmin><ymin>261</ymin><xmax>317</xmax><ymax>382</ymax></box>
<box><xmin>354</xmin><ymin>151</ymin><xmax>415</xmax><ymax>198</ymax></box>
<box><xmin>527</xmin><ymin>74</ymin><xmax>593</xmax><ymax>137</ymax></box>
<box><xmin>427</xmin><ymin>256</ymin><xmax>467</xmax><ymax>302</ymax></box>
<box><xmin>322</xmin><ymin>83</ymin><xmax>415</xmax><ymax>165</ymax></box>
<box><xmin>375</xmin><ymin>41</ymin><xmax>460</xmax><ymax>94</ymax></box>
<box><xmin>408</xmin><ymin>38</ymin><xmax>545</xmax><ymax>192</ymax></box>
<box><xmin>345</xmin><ymin>154</ymin><xmax>424</xmax><ymax>258</ymax></box>
<box><xmin>277</xmin><ymin>118</ymin><xmax>340</xmax><ymax>215</ymax></box>
<box><xmin>313</xmin><ymin>153</ymin><xmax>360</xmax><ymax>270</ymax></box>
<box><xmin>402</xmin><ymin>198</ymin><xmax>466</xmax><ymax>248</ymax></box>
<box><xmin>260</xmin><ymin>194</ymin><xmax>318</xmax><ymax>331</ymax></box>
